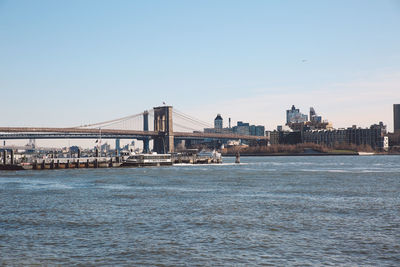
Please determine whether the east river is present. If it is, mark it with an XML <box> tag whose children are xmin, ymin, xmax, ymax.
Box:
<box><xmin>0</xmin><ymin>156</ymin><xmax>399</xmax><ymax>266</ymax></box>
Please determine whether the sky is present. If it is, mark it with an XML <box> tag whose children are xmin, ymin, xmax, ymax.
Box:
<box><xmin>1</xmin><ymin>0</ymin><xmax>400</xmax><ymax>147</ymax></box>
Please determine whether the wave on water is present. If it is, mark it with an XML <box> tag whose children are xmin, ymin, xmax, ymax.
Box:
<box><xmin>299</xmin><ymin>168</ymin><xmax>396</xmax><ymax>173</ymax></box>
<box><xmin>98</xmin><ymin>184</ymin><xmax>132</xmax><ymax>190</ymax></box>
<box><xmin>173</xmin><ymin>162</ymin><xmax>247</xmax><ymax>167</ymax></box>
<box><xmin>1</xmin><ymin>155</ymin><xmax>399</xmax><ymax>266</ymax></box>
<box><xmin>22</xmin><ymin>182</ymin><xmax>74</xmax><ymax>190</ymax></box>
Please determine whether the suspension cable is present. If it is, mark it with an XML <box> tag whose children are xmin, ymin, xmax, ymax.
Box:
<box><xmin>74</xmin><ymin>112</ymin><xmax>143</xmax><ymax>128</ymax></box>
<box><xmin>173</xmin><ymin>109</ymin><xmax>213</xmax><ymax>128</ymax></box>
<box><xmin>173</xmin><ymin>122</ymin><xmax>202</xmax><ymax>132</ymax></box>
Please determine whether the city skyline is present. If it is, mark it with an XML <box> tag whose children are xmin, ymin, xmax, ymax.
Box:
<box><xmin>1</xmin><ymin>1</ymin><xmax>399</xmax><ymax>134</ymax></box>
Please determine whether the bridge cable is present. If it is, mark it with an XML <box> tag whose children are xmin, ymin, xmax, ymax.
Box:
<box><xmin>74</xmin><ymin>112</ymin><xmax>144</xmax><ymax>129</ymax></box>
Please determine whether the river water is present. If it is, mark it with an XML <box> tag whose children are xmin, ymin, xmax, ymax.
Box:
<box><xmin>0</xmin><ymin>155</ymin><xmax>399</xmax><ymax>266</ymax></box>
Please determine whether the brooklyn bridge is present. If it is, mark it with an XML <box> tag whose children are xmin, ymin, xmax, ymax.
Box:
<box><xmin>0</xmin><ymin>106</ymin><xmax>268</xmax><ymax>153</ymax></box>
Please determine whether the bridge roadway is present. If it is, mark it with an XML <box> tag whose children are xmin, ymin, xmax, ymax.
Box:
<box><xmin>0</xmin><ymin>127</ymin><xmax>268</xmax><ymax>141</ymax></box>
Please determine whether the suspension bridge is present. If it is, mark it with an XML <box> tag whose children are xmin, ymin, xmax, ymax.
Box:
<box><xmin>0</xmin><ymin>106</ymin><xmax>268</xmax><ymax>153</ymax></box>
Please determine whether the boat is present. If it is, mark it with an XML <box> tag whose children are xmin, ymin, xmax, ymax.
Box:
<box><xmin>358</xmin><ymin>152</ymin><xmax>375</xmax><ymax>156</ymax></box>
<box><xmin>196</xmin><ymin>150</ymin><xmax>222</xmax><ymax>164</ymax></box>
<box><xmin>122</xmin><ymin>153</ymin><xmax>172</xmax><ymax>167</ymax></box>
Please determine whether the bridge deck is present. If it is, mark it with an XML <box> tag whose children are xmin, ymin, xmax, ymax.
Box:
<box><xmin>0</xmin><ymin>127</ymin><xmax>268</xmax><ymax>141</ymax></box>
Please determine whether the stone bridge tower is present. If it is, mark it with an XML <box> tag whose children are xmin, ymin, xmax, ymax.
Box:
<box><xmin>153</xmin><ymin>106</ymin><xmax>174</xmax><ymax>154</ymax></box>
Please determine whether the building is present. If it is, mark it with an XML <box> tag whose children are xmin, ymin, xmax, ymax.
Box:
<box><xmin>231</xmin><ymin>122</ymin><xmax>265</xmax><ymax>137</ymax></box>
<box><xmin>234</xmin><ymin>121</ymin><xmax>250</xmax><ymax>136</ymax></box>
<box><xmin>254</xmin><ymin>125</ymin><xmax>265</xmax><ymax>136</ymax></box>
<box><xmin>205</xmin><ymin>115</ymin><xmax>265</xmax><ymax>137</ymax></box>
<box><xmin>204</xmin><ymin>127</ymin><xmax>233</xmax><ymax>134</ymax></box>
<box><xmin>286</xmin><ymin>106</ymin><xmax>331</xmax><ymax>131</ymax></box>
<box><xmin>394</xmin><ymin>104</ymin><xmax>400</xmax><ymax>133</ymax></box>
<box><xmin>100</xmin><ymin>142</ymin><xmax>111</xmax><ymax>153</ymax></box>
<box><xmin>309</xmin><ymin>107</ymin><xmax>322</xmax><ymax>123</ymax></box>
<box><xmin>204</xmin><ymin>114</ymin><xmax>233</xmax><ymax>134</ymax></box>
<box><xmin>202</xmin><ymin>115</ymin><xmax>265</xmax><ymax>147</ymax></box>
<box><xmin>121</xmin><ymin>141</ymin><xmax>136</xmax><ymax>153</ymax></box>
<box><xmin>266</xmin><ymin>130</ymin><xmax>302</xmax><ymax>145</ymax></box>
<box><xmin>286</xmin><ymin>105</ymin><xmax>308</xmax><ymax>125</ymax></box>
<box><xmin>214</xmin><ymin>114</ymin><xmax>223</xmax><ymax>129</ymax></box>
<box><xmin>303</xmin><ymin>122</ymin><xmax>388</xmax><ymax>150</ymax></box>
<box><xmin>266</xmin><ymin>131</ymin><xmax>279</xmax><ymax>145</ymax></box>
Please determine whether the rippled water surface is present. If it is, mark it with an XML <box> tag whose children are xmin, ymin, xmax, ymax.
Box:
<box><xmin>1</xmin><ymin>156</ymin><xmax>399</xmax><ymax>266</ymax></box>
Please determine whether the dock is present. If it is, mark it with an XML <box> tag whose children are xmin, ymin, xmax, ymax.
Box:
<box><xmin>0</xmin><ymin>149</ymin><xmax>221</xmax><ymax>170</ymax></box>
<box><xmin>0</xmin><ymin>154</ymin><xmax>122</xmax><ymax>170</ymax></box>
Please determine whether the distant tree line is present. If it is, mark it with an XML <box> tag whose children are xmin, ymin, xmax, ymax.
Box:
<box><xmin>222</xmin><ymin>142</ymin><xmax>378</xmax><ymax>155</ymax></box>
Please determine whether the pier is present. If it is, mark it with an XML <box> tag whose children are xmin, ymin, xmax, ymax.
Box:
<box><xmin>0</xmin><ymin>153</ymin><xmax>122</xmax><ymax>170</ymax></box>
<box><xmin>0</xmin><ymin>148</ymin><xmax>221</xmax><ymax>170</ymax></box>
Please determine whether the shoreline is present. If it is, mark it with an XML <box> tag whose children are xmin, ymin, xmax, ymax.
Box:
<box><xmin>222</xmin><ymin>153</ymin><xmax>356</xmax><ymax>157</ymax></box>
<box><xmin>222</xmin><ymin>152</ymin><xmax>400</xmax><ymax>157</ymax></box>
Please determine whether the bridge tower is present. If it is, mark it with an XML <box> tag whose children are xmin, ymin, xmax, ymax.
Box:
<box><xmin>115</xmin><ymin>138</ymin><xmax>121</xmax><ymax>154</ymax></box>
<box><xmin>153</xmin><ymin>106</ymin><xmax>174</xmax><ymax>154</ymax></box>
<box><xmin>143</xmin><ymin>110</ymin><xmax>150</xmax><ymax>153</ymax></box>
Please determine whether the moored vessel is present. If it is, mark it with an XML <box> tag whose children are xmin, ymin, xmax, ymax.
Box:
<box><xmin>122</xmin><ymin>153</ymin><xmax>172</xmax><ymax>167</ymax></box>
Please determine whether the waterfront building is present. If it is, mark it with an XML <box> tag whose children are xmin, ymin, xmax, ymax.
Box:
<box><xmin>302</xmin><ymin>122</ymin><xmax>388</xmax><ymax>150</ymax></box>
<box><xmin>266</xmin><ymin>131</ymin><xmax>279</xmax><ymax>145</ymax></box>
<box><xmin>266</xmin><ymin>130</ymin><xmax>302</xmax><ymax>145</ymax></box>
<box><xmin>394</xmin><ymin>104</ymin><xmax>400</xmax><ymax>133</ymax></box>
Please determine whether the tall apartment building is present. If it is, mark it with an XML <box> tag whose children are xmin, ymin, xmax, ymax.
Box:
<box><xmin>286</xmin><ymin>105</ymin><xmax>308</xmax><ymax>124</ymax></box>
<box><xmin>394</xmin><ymin>104</ymin><xmax>400</xmax><ymax>133</ymax></box>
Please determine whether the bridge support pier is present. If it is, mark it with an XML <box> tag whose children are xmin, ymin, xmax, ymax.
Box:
<box><xmin>153</xmin><ymin>106</ymin><xmax>174</xmax><ymax>154</ymax></box>
<box><xmin>10</xmin><ymin>150</ymin><xmax>14</xmax><ymax>165</ymax></box>
<box><xmin>115</xmin><ymin>139</ymin><xmax>121</xmax><ymax>155</ymax></box>
<box><xmin>143</xmin><ymin>111</ymin><xmax>150</xmax><ymax>153</ymax></box>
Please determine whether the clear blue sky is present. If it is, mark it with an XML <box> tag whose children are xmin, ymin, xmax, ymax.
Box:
<box><xmin>1</xmin><ymin>0</ymin><xmax>400</xmax><ymax>134</ymax></box>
